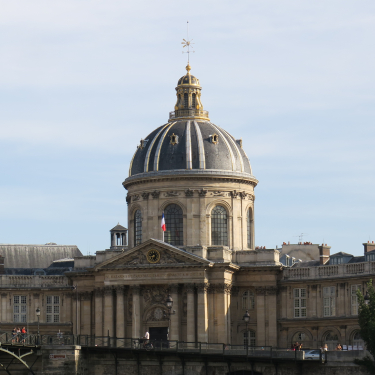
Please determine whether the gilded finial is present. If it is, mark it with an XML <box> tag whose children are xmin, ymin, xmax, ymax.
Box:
<box><xmin>186</xmin><ymin>63</ymin><xmax>191</xmax><ymax>73</ymax></box>
<box><xmin>181</xmin><ymin>21</ymin><xmax>194</xmax><ymax>64</ymax></box>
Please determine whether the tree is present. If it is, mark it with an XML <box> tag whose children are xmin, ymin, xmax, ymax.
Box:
<box><xmin>356</xmin><ymin>280</ymin><xmax>375</xmax><ymax>372</ymax></box>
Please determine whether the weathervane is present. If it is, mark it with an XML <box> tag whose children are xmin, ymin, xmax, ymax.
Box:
<box><xmin>181</xmin><ymin>21</ymin><xmax>194</xmax><ymax>64</ymax></box>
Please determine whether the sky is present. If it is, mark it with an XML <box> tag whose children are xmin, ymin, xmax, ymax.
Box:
<box><xmin>0</xmin><ymin>0</ymin><xmax>374</xmax><ymax>257</ymax></box>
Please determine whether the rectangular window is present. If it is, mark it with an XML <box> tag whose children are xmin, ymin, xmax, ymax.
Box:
<box><xmin>46</xmin><ymin>296</ymin><xmax>60</xmax><ymax>323</ymax></box>
<box><xmin>294</xmin><ymin>288</ymin><xmax>307</xmax><ymax>318</ymax></box>
<box><xmin>323</xmin><ymin>286</ymin><xmax>336</xmax><ymax>317</ymax></box>
<box><xmin>351</xmin><ymin>285</ymin><xmax>361</xmax><ymax>315</ymax></box>
<box><xmin>13</xmin><ymin>295</ymin><xmax>27</xmax><ymax>323</ymax></box>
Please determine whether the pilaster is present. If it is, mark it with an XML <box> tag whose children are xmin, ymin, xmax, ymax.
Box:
<box><xmin>132</xmin><ymin>285</ymin><xmax>141</xmax><ymax>338</ymax></box>
<box><xmin>185</xmin><ymin>283</ymin><xmax>195</xmax><ymax>342</ymax></box>
<box><xmin>196</xmin><ymin>283</ymin><xmax>209</xmax><ymax>342</ymax></box>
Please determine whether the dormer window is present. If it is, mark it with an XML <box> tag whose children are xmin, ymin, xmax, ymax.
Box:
<box><xmin>170</xmin><ymin>133</ymin><xmax>179</xmax><ymax>145</ymax></box>
<box><xmin>139</xmin><ymin>139</ymin><xmax>148</xmax><ymax>150</ymax></box>
<box><xmin>210</xmin><ymin>134</ymin><xmax>219</xmax><ymax>144</ymax></box>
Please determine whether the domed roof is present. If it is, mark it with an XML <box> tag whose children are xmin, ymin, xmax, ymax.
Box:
<box><xmin>127</xmin><ymin>120</ymin><xmax>255</xmax><ymax>180</ymax></box>
<box><xmin>177</xmin><ymin>63</ymin><xmax>201</xmax><ymax>86</ymax></box>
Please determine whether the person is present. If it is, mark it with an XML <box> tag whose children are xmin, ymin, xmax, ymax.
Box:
<box><xmin>11</xmin><ymin>327</ymin><xmax>17</xmax><ymax>343</ymax></box>
<box><xmin>16</xmin><ymin>327</ymin><xmax>21</xmax><ymax>343</ymax></box>
<box><xmin>298</xmin><ymin>343</ymin><xmax>303</xmax><ymax>351</ymax></box>
<box><xmin>324</xmin><ymin>344</ymin><xmax>328</xmax><ymax>351</ymax></box>
<box><xmin>144</xmin><ymin>331</ymin><xmax>150</xmax><ymax>346</ymax></box>
<box><xmin>21</xmin><ymin>326</ymin><xmax>27</xmax><ymax>343</ymax></box>
<box><xmin>336</xmin><ymin>343</ymin><xmax>342</xmax><ymax>351</ymax></box>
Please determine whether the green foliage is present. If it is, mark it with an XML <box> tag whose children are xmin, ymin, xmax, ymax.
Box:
<box><xmin>357</xmin><ymin>280</ymin><xmax>375</xmax><ymax>372</ymax></box>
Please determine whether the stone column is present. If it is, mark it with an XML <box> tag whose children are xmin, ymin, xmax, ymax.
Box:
<box><xmin>73</xmin><ymin>291</ymin><xmax>81</xmax><ymax>335</ymax></box>
<box><xmin>197</xmin><ymin>283</ymin><xmax>209</xmax><ymax>343</ymax></box>
<box><xmin>185</xmin><ymin>284</ymin><xmax>195</xmax><ymax>342</ymax></box>
<box><xmin>199</xmin><ymin>190</ymin><xmax>208</xmax><ymax>247</ymax></box>
<box><xmin>116</xmin><ymin>286</ymin><xmax>125</xmax><ymax>339</ymax></box>
<box><xmin>256</xmin><ymin>287</ymin><xmax>266</xmax><ymax>346</ymax></box>
<box><xmin>169</xmin><ymin>284</ymin><xmax>179</xmax><ymax>341</ymax></box>
<box><xmin>95</xmin><ymin>288</ymin><xmax>103</xmax><ymax>337</ymax></box>
<box><xmin>215</xmin><ymin>283</ymin><xmax>231</xmax><ymax>344</ymax></box>
<box><xmin>267</xmin><ymin>287</ymin><xmax>277</xmax><ymax>347</ymax></box>
<box><xmin>103</xmin><ymin>287</ymin><xmax>114</xmax><ymax>337</ymax></box>
<box><xmin>131</xmin><ymin>285</ymin><xmax>141</xmax><ymax>338</ymax></box>
<box><xmin>1</xmin><ymin>293</ymin><xmax>8</xmax><ymax>322</ymax></box>
<box><xmin>81</xmin><ymin>292</ymin><xmax>92</xmax><ymax>335</ymax></box>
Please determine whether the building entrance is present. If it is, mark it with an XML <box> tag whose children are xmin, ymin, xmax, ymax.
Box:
<box><xmin>149</xmin><ymin>327</ymin><xmax>168</xmax><ymax>341</ymax></box>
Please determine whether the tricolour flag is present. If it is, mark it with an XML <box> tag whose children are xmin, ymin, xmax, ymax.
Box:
<box><xmin>161</xmin><ymin>212</ymin><xmax>166</xmax><ymax>232</ymax></box>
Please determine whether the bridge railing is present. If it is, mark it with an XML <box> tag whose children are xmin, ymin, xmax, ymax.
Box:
<box><xmin>0</xmin><ymin>333</ymin><xmax>326</xmax><ymax>362</ymax></box>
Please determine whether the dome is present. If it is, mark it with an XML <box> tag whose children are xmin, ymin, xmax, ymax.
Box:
<box><xmin>124</xmin><ymin>65</ymin><xmax>257</xmax><ymax>185</ymax></box>
<box><xmin>127</xmin><ymin>120</ymin><xmax>254</xmax><ymax>179</ymax></box>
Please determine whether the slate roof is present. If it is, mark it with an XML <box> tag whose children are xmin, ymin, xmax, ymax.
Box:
<box><xmin>128</xmin><ymin>120</ymin><xmax>254</xmax><ymax>178</ymax></box>
<box><xmin>110</xmin><ymin>224</ymin><xmax>127</xmax><ymax>232</ymax></box>
<box><xmin>330</xmin><ymin>252</ymin><xmax>353</xmax><ymax>257</ymax></box>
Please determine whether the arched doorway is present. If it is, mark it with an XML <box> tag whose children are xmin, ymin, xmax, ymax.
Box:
<box><xmin>291</xmin><ymin>331</ymin><xmax>312</xmax><ymax>349</ymax></box>
<box><xmin>323</xmin><ymin>331</ymin><xmax>339</xmax><ymax>351</ymax></box>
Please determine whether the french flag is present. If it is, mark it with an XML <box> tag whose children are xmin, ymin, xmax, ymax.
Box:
<box><xmin>161</xmin><ymin>212</ymin><xmax>166</xmax><ymax>232</ymax></box>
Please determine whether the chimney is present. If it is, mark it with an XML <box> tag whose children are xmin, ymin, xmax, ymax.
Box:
<box><xmin>0</xmin><ymin>255</ymin><xmax>4</xmax><ymax>274</ymax></box>
<box><xmin>363</xmin><ymin>242</ymin><xmax>375</xmax><ymax>254</ymax></box>
<box><xmin>318</xmin><ymin>244</ymin><xmax>331</xmax><ymax>265</ymax></box>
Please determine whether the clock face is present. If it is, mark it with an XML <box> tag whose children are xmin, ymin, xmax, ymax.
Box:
<box><xmin>147</xmin><ymin>249</ymin><xmax>160</xmax><ymax>263</ymax></box>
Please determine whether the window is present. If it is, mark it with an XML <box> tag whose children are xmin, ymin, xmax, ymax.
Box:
<box><xmin>294</xmin><ymin>289</ymin><xmax>307</xmax><ymax>318</ymax></box>
<box><xmin>243</xmin><ymin>330</ymin><xmax>256</xmax><ymax>347</ymax></box>
<box><xmin>134</xmin><ymin>210</ymin><xmax>142</xmax><ymax>246</ymax></box>
<box><xmin>351</xmin><ymin>285</ymin><xmax>361</xmax><ymax>315</ymax></box>
<box><xmin>13</xmin><ymin>296</ymin><xmax>27</xmax><ymax>323</ymax></box>
<box><xmin>46</xmin><ymin>296</ymin><xmax>60</xmax><ymax>323</ymax></box>
<box><xmin>323</xmin><ymin>286</ymin><xmax>336</xmax><ymax>317</ymax></box>
<box><xmin>242</xmin><ymin>291</ymin><xmax>255</xmax><ymax>310</ymax></box>
<box><xmin>164</xmin><ymin>204</ymin><xmax>183</xmax><ymax>246</ymax></box>
<box><xmin>352</xmin><ymin>331</ymin><xmax>364</xmax><ymax>349</ymax></box>
<box><xmin>247</xmin><ymin>209</ymin><xmax>252</xmax><ymax>248</ymax></box>
<box><xmin>192</xmin><ymin>93</ymin><xmax>196</xmax><ymax>108</ymax></box>
<box><xmin>330</xmin><ymin>257</ymin><xmax>343</xmax><ymax>265</ymax></box>
<box><xmin>184</xmin><ymin>93</ymin><xmax>188</xmax><ymax>108</ymax></box>
<box><xmin>211</xmin><ymin>205</ymin><xmax>228</xmax><ymax>246</ymax></box>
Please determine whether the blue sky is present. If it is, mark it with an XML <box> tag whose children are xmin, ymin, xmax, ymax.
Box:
<box><xmin>1</xmin><ymin>1</ymin><xmax>374</xmax><ymax>256</ymax></box>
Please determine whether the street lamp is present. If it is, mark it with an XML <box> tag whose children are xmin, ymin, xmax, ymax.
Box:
<box><xmin>164</xmin><ymin>294</ymin><xmax>176</xmax><ymax>341</ymax></box>
<box><xmin>364</xmin><ymin>291</ymin><xmax>370</xmax><ymax>306</ymax></box>
<box><xmin>36</xmin><ymin>307</ymin><xmax>41</xmax><ymax>345</ymax></box>
<box><xmin>243</xmin><ymin>310</ymin><xmax>250</xmax><ymax>347</ymax></box>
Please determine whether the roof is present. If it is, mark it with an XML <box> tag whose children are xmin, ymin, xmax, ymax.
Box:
<box><xmin>330</xmin><ymin>252</ymin><xmax>353</xmax><ymax>257</ymax></box>
<box><xmin>0</xmin><ymin>244</ymin><xmax>82</xmax><ymax>268</ymax></box>
<box><xmin>110</xmin><ymin>224</ymin><xmax>127</xmax><ymax>232</ymax></box>
<box><xmin>127</xmin><ymin>120</ymin><xmax>254</xmax><ymax>178</ymax></box>
<box><xmin>292</xmin><ymin>260</ymin><xmax>320</xmax><ymax>268</ymax></box>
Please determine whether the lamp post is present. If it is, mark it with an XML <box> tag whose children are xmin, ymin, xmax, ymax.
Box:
<box><xmin>164</xmin><ymin>294</ymin><xmax>176</xmax><ymax>341</ymax></box>
<box><xmin>36</xmin><ymin>307</ymin><xmax>41</xmax><ymax>345</ymax></box>
<box><xmin>364</xmin><ymin>291</ymin><xmax>370</xmax><ymax>305</ymax></box>
<box><xmin>243</xmin><ymin>310</ymin><xmax>250</xmax><ymax>348</ymax></box>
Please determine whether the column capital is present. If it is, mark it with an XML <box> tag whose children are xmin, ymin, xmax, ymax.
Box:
<box><xmin>211</xmin><ymin>283</ymin><xmax>232</xmax><ymax>294</ymax></box>
<box><xmin>103</xmin><ymin>286</ymin><xmax>113</xmax><ymax>296</ymax></box>
<box><xmin>184</xmin><ymin>283</ymin><xmax>195</xmax><ymax>293</ymax></box>
<box><xmin>95</xmin><ymin>288</ymin><xmax>103</xmax><ymax>297</ymax></box>
<box><xmin>131</xmin><ymin>285</ymin><xmax>141</xmax><ymax>295</ymax></box>
<box><xmin>115</xmin><ymin>285</ymin><xmax>125</xmax><ymax>294</ymax></box>
<box><xmin>169</xmin><ymin>284</ymin><xmax>179</xmax><ymax>293</ymax></box>
<box><xmin>81</xmin><ymin>291</ymin><xmax>92</xmax><ymax>301</ymax></box>
<box><xmin>196</xmin><ymin>282</ymin><xmax>210</xmax><ymax>294</ymax></box>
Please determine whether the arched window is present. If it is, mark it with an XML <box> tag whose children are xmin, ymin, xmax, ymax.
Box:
<box><xmin>134</xmin><ymin>210</ymin><xmax>142</xmax><ymax>246</ymax></box>
<box><xmin>192</xmin><ymin>93</ymin><xmax>196</xmax><ymax>108</ymax></box>
<box><xmin>243</xmin><ymin>330</ymin><xmax>256</xmax><ymax>347</ymax></box>
<box><xmin>184</xmin><ymin>93</ymin><xmax>188</xmax><ymax>109</ymax></box>
<box><xmin>211</xmin><ymin>205</ymin><xmax>228</xmax><ymax>246</ymax></box>
<box><xmin>323</xmin><ymin>331</ymin><xmax>339</xmax><ymax>351</ymax></box>
<box><xmin>164</xmin><ymin>204</ymin><xmax>183</xmax><ymax>246</ymax></box>
<box><xmin>242</xmin><ymin>290</ymin><xmax>255</xmax><ymax>310</ymax></box>
<box><xmin>291</xmin><ymin>331</ymin><xmax>313</xmax><ymax>349</ymax></box>
<box><xmin>247</xmin><ymin>209</ymin><xmax>252</xmax><ymax>248</ymax></box>
<box><xmin>352</xmin><ymin>331</ymin><xmax>364</xmax><ymax>349</ymax></box>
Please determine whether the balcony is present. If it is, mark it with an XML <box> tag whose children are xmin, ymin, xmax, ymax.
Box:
<box><xmin>282</xmin><ymin>261</ymin><xmax>375</xmax><ymax>280</ymax></box>
<box><xmin>169</xmin><ymin>109</ymin><xmax>210</xmax><ymax>120</ymax></box>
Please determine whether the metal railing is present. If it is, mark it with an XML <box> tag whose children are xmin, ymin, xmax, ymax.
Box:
<box><xmin>169</xmin><ymin>109</ymin><xmax>209</xmax><ymax>120</ymax></box>
<box><xmin>0</xmin><ymin>333</ymin><xmax>326</xmax><ymax>362</ymax></box>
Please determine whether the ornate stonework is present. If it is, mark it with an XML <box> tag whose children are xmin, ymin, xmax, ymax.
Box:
<box><xmin>151</xmin><ymin>190</ymin><xmax>160</xmax><ymax>199</ymax></box>
<box><xmin>185</xmin><ymin>189</ymin><xmax>194</xmax><ymax>197</ymax></box>
<box><xmin>142</xmin><ymin>286</ymin><xmax>169</xmax><ymax>307</ymax></box>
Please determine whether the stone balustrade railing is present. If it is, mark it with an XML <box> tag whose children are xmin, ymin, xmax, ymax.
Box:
<box><xmin>283</xmin><ymin>261</ymin><xmax>375</xmax><ymax>280</ymax></box>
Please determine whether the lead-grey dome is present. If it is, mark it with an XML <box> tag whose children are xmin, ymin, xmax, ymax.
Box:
<box><xmin>128</xmin><ymin>120</ymin><xmax>254</xmax><ymax>178</ymax></box>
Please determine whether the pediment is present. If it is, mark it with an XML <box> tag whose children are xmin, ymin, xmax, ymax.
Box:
<box><xmin>93</xmin><ymin>239</ymin><xmax>212</xmax><ymax>270</ymax></box>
